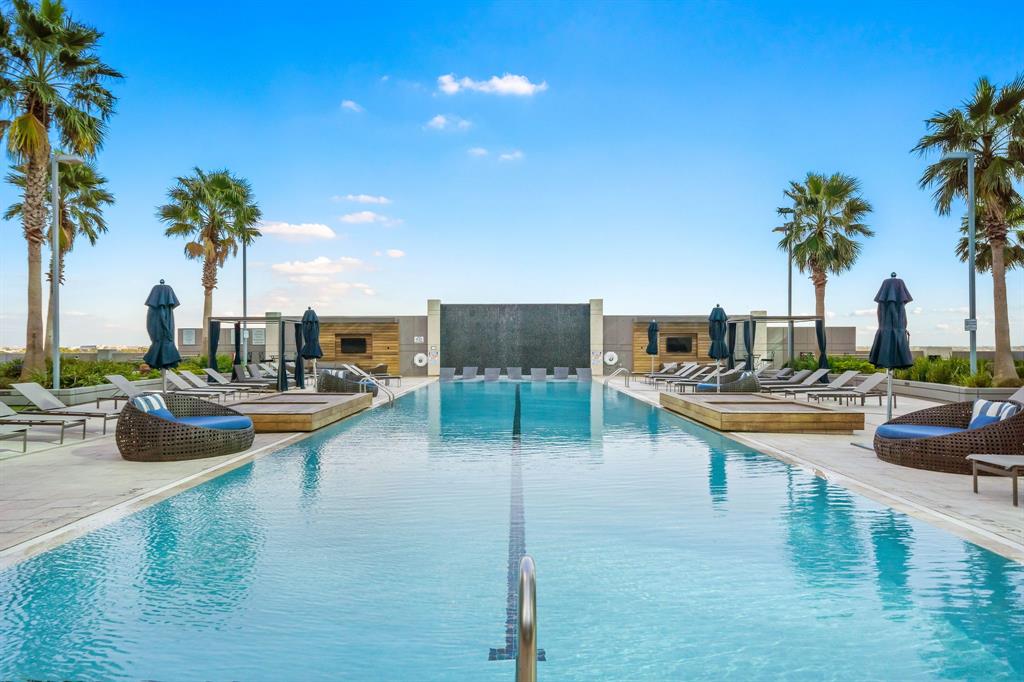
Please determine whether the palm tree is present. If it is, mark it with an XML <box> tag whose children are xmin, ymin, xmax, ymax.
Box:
<box><xmin>955</xmin><ymin>199</ymin><xmax>1024</xmax><ymax>273</ymax></box>
<box><xmin>914</xmin><ymin>76</ymin><xmax>1024</xmax><ymax>386</ymax></box>
<box><xmin>157</xmin><ymin>168</ymin><xmax>261</xmax><ymax>352</ymax></box>
<box><xmin>0</xmin><ymin>0</ymin><xmax>122</xmax><ymax>377</ymax></box>
<box><xmin>4</xmin><ymin>158</ymin><xmax>114</xmax><ymax>357</ymax></box>
<box><xmin>774</xmin><ymin>172</ymin><xmax>874</xmax><ymax>317</ymax></box>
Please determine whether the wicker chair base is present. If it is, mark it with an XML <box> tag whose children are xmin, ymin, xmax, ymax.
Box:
<box><xmin>695</xmin><ymin>373</ymin><xmax>761</xmax><ymax>393</ymax></box>
<box><xmin>115</xmin><ymin>393</ymin><xmax>255</xmax><ymax>462</ymax></box>
<box><xmin>873</xmin><ymin>400</ymin><xmax>1024</xmax><ymax>475</ymax></box>
<box><xmin>317</xmin><ymin>371</ymin><xmax>379</xmax><ymax>397</ymax></box>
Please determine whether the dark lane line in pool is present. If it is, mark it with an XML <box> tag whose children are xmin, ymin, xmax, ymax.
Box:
<box><xmin>489</xmin><ymin>384</ymin><xmax>545</xmax><ymax>662</ymax></box>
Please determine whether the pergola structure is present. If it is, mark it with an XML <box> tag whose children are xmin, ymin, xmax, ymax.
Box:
<box><xmin>206</xmin><ymin>315</ymin><xmax>304</xmax><ymax>391</ymax></box>
<box><xmin>725</xmin><ymin>314</ymin><xmax>827</xmax><ymax>370</ymax></box>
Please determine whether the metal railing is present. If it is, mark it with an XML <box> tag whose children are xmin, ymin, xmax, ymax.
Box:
<box><xmin>340</xmin><ymin>364</ymin><xmax>396</xmax><ymax>406</ymax></box>
<box><xmin>516</xmin><ymin>555</ymin><xmax>537</xmax><ymax>682</ymax></box>
<box><xmin>603</xmin><ymin>366</ymin><xmax>631</xmax><ymax>386</ymax></box>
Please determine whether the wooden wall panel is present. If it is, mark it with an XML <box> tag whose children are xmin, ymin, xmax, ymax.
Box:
<box><xmin>631</xmin><ymin>322</ymin><xmax>713</xmax><ymax>372</ymax></box>
<box><xmin>319</xmin><ymin>322</ymin><xmax>400</xmax><ymax>373</ymax></box>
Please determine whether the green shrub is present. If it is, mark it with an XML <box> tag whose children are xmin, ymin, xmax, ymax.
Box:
<box><xmin>788</xmin><ymin>355</ymin><xmax>876</xmax><ymax>373</ymax></box>
<box><xmin>962</xmin><ymin>370</ymin><xmax>993</xmax><ymax>388</ymax></box>
<box><xmin>180</xmin><ymin>354</ymin><xmax>233</xmax><ymax>373</ymax></box>
<box><xmin>0</xmin><ymin>357</ymin><xmax>160</xmax><ymax>389</ymax></box>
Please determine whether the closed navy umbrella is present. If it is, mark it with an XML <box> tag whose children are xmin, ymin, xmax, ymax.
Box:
<box><xmin>142</xmin><ymin>279</ymin><xmax>182</xmax><ymax>391</ymax></box>
<box><xmin>300</xmin><ymin>308</ymin><xmax>323</xmax><ymax>379</ymax></box>
<box><xmin>645</xmin><ymin>320</ymin><xmax>659</xmax><ymax>374</ymax></box>
<box><xmin>869</xmin><ymin>273</ymin><xmax>914</xmax><ymax>420</ymax></box>
<box><xmin>708</xmin><ymin>305</ymin><xmax>730</xmax><ymax>392</ymax></box>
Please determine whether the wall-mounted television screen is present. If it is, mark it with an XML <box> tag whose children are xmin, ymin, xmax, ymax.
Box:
<box><xmin>339</xmin><ymin>337</ymin><xmax>368</xmax><ymax>354</ymax></box>
<box><xmin>665</xmin><ymin>336</ymin><xmax>693</xmax><ymax>353</ymax></box>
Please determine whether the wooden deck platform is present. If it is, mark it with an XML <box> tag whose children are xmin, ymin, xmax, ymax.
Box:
<box><xmin>660</xmin><ymin>392</ymin><xmax>864</xmax><ymax>434</ymax></box>
<box><xmin>232</xmin><ymin>393</ymin><xmax>373</xmax><ymax>432</ymax></box>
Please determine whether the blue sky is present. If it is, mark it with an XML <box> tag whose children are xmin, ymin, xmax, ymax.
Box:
<box><xmin>1</xmin><ymin>0</ymin><xmax>1023</xmax><ymax>348</ymax></box>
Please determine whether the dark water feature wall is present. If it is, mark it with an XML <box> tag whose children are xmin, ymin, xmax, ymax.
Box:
<box><xmin>440</xmin><ymin>304</ymin><xmax>590</xmax><ymax>371</ymax></box>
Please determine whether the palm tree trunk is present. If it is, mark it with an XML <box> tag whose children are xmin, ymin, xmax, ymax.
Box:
<box><xmin>19</xmin><ymin>153</ymin><xmax>49</xmax><ymax>379</ymax></box>
<box><xmin>200</xmin><ymin>254</ymin><xmax>217</xmax><ymax>357</ymax></box>
<box><xmin>988</xmin><ymin>235</ymin><xmax>1018</xmax><ymax>385</ymax></box>
<box><xmin>811</xmin><ymin>266</ymin><xmax>828</xmax><ymax>319</ymax></box>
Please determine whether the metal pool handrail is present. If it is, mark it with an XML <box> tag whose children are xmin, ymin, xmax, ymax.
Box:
<box><xmin>340</xmin><ymin>364</ymin><xmax>396</xmax><ymax>406</ymax></box>
<box><xmin>517</xmin><ymin>555</ymin><xmax>537</xmax><ymax>682</ymax></box>
<box><xmin>604</xmin><ymin>366</ymin><xmax>630</xmax><ymax>386</ymax></box>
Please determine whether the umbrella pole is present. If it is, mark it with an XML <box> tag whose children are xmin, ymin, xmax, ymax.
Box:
<box><xmin>717</xmin><ymin>359</ymin><xmax>721</xmax><ymax>393</ymax></box>
<box><xmin>886</xmin><ymin>369</ymin><xmax>893</xmax><ymax>422</ymax></box>
<box><xmin>162</xmin><ymin>369</ymin><xmax>166</xmax><ymax>393</ymax></box>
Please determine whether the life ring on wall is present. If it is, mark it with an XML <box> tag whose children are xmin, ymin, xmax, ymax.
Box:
<box><xmin>603</xmin><ymin>351</ymin><xmax>619</xmax><ymax>366</ymax></box>
<box><xmin>413</xmin><ymin>352</ymin><xmax>429</xmax><ymax>367</ymax></box>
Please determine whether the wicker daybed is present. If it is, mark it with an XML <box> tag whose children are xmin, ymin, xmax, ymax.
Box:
<box><xmin>873</xmin><ymin>400</ymin><xmax>1024</xmax><ymax>475</ymax></box>
<box><xmin>317</xmin><ymin>370</ymin><xmax>379</xmax><ymax>396</ymax></box>
<box><xmin>695</xmin><ymin>371</ymin><xmax>761</xmax><ymax>393</ymax></box>
<box><xmin>115</xmin><ymin>393</ymin><xmax>255</xmax><ymax>462</ymax></box>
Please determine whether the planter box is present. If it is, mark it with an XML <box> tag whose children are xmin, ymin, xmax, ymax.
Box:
<box><xmin>0</xmin><ymin>378</ymin><xmax>164</xmax><ymax>407</ymax></box>
<box><xmin>890</xmin><ymin>378</ymin><xmax>1018</xmax><ymax>403</ymax></box>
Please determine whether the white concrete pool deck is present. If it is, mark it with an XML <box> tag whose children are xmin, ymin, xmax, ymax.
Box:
<box><xmin>606</xmin><ymin>376</ymin><xmax>1024</xmax><ymax>562</ymax></box>
<box><xmin>0</xmin><ymin>377</ymin><xmax>435</xmax><ymax>568</ymax></box>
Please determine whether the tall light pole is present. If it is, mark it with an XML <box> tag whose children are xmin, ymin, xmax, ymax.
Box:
<box><xmin>943</xmin><ymin>151</ymin><xmax>977</xmax><ymax>373</ymax></box>
<box><xmin>50</xmin><ymin>152</ymin><xmax>86</xmax><ymax>390</ymax></box>
<box><xmin>240</xmin><ymin>240</ymin><xmax>248</xmax><ymax>368</ymax></box>
<box><xmin>787</xmin><ymin>240</ymin><xmax>794</xmax><ymax>366</ymax></box>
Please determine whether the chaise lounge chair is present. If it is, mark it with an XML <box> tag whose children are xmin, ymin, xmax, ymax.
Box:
<box><xmin>11</xmin><ymin>383</ymin><xmax>120</xmax><ymax>434</ymax></box>
<box><xmin>694</xmin><ymin>370</ymin><xmax>761</xmax><ymax>393</ymax></box>
<box><xmin>758</xmin><ymin>369</ymin><xmax>812</xmax><ymax>387</ymax></box>
<box><xmin>0</xmin><ymin>402</ymin><xmax>87</xmax><ymax>444</ymax></box>
<box><xmin>553</xmin><ymin>367</ymin><xmax>569</xmax><ymax>380</ymax></box>
<box><xmin>763</xmin><ymin>368</ymin><xmax>830</xmax><ymax>394</ymax></box>
<box><xmin>440</xmin><ymin>367</ymin><xmax>456</xmax><ymax>382</ymax></box>
<box><xmin>484</xmin><ymin>368</ymin><xmax>501</xmax><ymax>381</ymax></box>
<box><xmin>576</xmin><ymin>368</ymin><xmax>592</xmax><ymax>381</ymax></box>
<box><xmin>165</xmin><ymin>371</ymin><xmax>240</xmax><ymax>401</ymax></box>
<box><xmin>531</xmin><ymin>368</ymin><xmax>547</xmax><ymax>381</ymax></box>
<box><xmin>0</xmin><ymin>424</ymin><xmax>29</xmax><ymax>452</ymax></box>
<box><xmin>203</xmin><ymin>368</ymin><xmax>277</xmax><ymax>393</ymax></box>
<box><xmin>781</xmin><ymin>370</ymin><xmax>860</xmax><ymax>398</ymax></box>
<box><xmin>808</xmin><ymin>373</ymin><xmax>888</xmax><ymax>406</ymax></box>
<box><xmin>654</xmin><ymin>364</ymin><xmax>709</xmax><ymax>388</ymax></box>
<box><xmin>507</xmin><ymin>367</ymin><xmax>523</xmax><ymax>381</ymax></box>
<box><xmin>180</xmin><ymin>370</ymin><xmax>267</xmax><ymax>397</ymax></box>
<box><xmin>460</xmin><ymin>366</ymin><xmax>478</xmax><ymax>381</ymax></box>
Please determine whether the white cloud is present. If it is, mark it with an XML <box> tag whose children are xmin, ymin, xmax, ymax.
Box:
<box><xmin>341</xmin><ymin>99</ymin><xmax>364</xmax><ymax>112</ymax></box>
<box><xmin>333</xmin><ymin>193</ymin><xmax>392</xmax><ymax>205</ymax></box>
<box><xmin>851</xmin><ymin>308</ymin><xmax>876</xmax><ymax>317</ymax></box>
<box><xmin>259</xmin><ymin>221</ymin><xmax>336</xmax><ymax>241</ymax></box>
<box><xmin>425</xmin><ymin>114</ymin><xmax>471</xmax><ymax>131</ymax></box>
<box><xmin>339</xmin><ymin>211</ymin><xmax>402</xmax><ymax>226</ymax></box>
<box><xmin>467</xmin><ymin>147</ymin><xmax>488</xmax><ymax>157</ymax></box>
<box><xmin>933</xmin><ymin>306</ymin><xmax>969</xmax><ymax>314</ymax></box>
<box><xmin>825</xmin><ymin>310</ymin><xmax>836</xmax><ymax>319</ymax></box>
<box><xmin>935</xmin><ymin>323</ymin><xmax>951</xmax><ymax>331</ymax></box>
<box><xmin>385</xmin><ymin>249</ymin><xmax>405</xmax><ymax>258</ymax></box>
<box><xmin>438</xmin><ymin>73</ymin><xmax>548</xmax><ymax>96</ymax></box>
<box><xmin>271</xmin><ymin>256</ymin><xmax>365</xmax><ymax>283</ymax></box>
<box><xmin>911</xmin><ymin>306</ymin><xmax>923</xmax><ymax>315</ymax></box>
<box><xmin>499</xmin><ymin>150</ymin><xmax>524</xmax><ymax>162</ymax></box>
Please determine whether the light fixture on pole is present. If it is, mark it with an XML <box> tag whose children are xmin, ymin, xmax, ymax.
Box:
<box><xmin>50</xmin><ymin>152</ymin><xmax>86</xmax><ymax>390</ymax></box>
<box><xmin>942</xmin><ymin>151</ymin><xmax>977</xmax><ymax>374</ymax></box>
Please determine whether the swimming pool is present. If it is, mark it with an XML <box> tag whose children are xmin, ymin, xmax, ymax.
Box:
<box><xmin>2</xmin><ymin>381</ymin><xmax>1022</xmax><ymax>680</ymax></box>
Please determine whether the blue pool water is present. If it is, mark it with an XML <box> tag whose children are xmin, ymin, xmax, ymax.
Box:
<box><xmin>2</xmin><ymin>382</ymin><xmax>1022</xmax><ymax>680</ymax></box>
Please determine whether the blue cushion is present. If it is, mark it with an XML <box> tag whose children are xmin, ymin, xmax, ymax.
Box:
<box><xmin>147</xmin><ymin>407</ymin><xmax>176</xmax><ymax>422</ymax></box>
<box><xmin>176</xmin><ymin>415</ymin><xmax>253</xmax><ymax>431</ymax></box>
<box><xmin>968</xmin><ymin>400</ymin><xmax>1019</xmax><ymax>430</ymax></box>
<box><xmin>876</xmin><ymin>424</ymin><xmax>965</xmax><ymax>440</ymax></box>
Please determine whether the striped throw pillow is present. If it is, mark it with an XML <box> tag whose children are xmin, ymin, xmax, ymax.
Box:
<box><xmin>130</xmin><ymin>394</ymin><xmax>175</xmax><ymax>421</ymax></box>
<box><xmin>968</xmin><ymin>400</ymin><xmax>1019</xmax><ymax>430</ymax></box>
